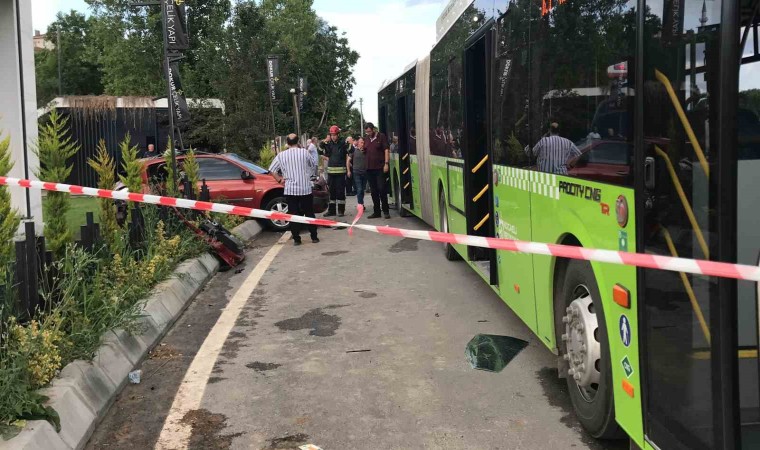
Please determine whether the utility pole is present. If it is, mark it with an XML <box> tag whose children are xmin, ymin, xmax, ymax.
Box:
<box><xmin>56</xmin><ymin>30</ymin><xmax>62</xmax><ymax>96</ymax></box>
<box><xmin>290</xmin><ymin>88</ymin><xmax>302</xmax><ymax>140</ymax></box>
<box><xmin>132</xmin><ymin>0</ymin><xmax>187</xmax><ymax>189</ymax></box>
<box><xmin>359</xmin><ymin>98</ymin><xmax>365</xmax><ymax>132</ymax></box>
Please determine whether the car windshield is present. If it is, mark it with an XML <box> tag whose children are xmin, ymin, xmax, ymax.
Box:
<box><xmin>227</xmin><ymin>154</ymin><xmax>269</xmax><ymax>174</ymax></box>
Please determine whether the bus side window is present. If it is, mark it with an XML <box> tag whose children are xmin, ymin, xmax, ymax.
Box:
<box><xmin>493</xmin><ymin>11</ymin><xmax>531</xmax><ymax>169</ymax></box>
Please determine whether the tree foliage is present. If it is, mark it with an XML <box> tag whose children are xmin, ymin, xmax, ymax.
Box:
<box><xmin>37</xmin><ymin>0</ymin><xmax>360</xmax><ymax>162</ymax></box>
<box><xmin>34</xmin><ymin>110</ymin><xmax>80</xmax><ymax>257</ymax></box>
<box><xmin>87</xmin><ymin>139</ymin><xmax>118</xmax><ymax>249</ymax></box>
<box><xmin>0</xmin><ymin>132</ymin><xmax>21</xmax><ymax>270</ymax></box>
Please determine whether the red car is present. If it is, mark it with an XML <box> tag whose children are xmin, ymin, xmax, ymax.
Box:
<box><xmin>141</xmin><ymin>153</ymin><xmax>329</xmax><ymax>230</ymax></box>
<box><xmin>569</xmin><ymin>138</ymin><xmax>632</xmax><ymax>185</ymax></box>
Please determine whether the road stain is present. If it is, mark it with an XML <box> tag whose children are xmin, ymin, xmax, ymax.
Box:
<box><xmin>275</xmin><ymin>308</ymin><xmax>341</xmax><ymax>337</ymax></box>
<box><xmin>246</xmin><ymin>361</ymin><xmax>282</xmax><ymax>372</ymax></box>
<box><xmin>322</xmin><ymin>250</ymin><xmax>349</xmax><ymax>256</ymax></box>
<box><xmin>208</xmin><ymin>377</ymin><xmax>226</xmax><ymax>384</ymax></box>
<box><xmin>536</xmin><ymin>368</ymin><xmax>627</xmax><ymax>450</ymax></box>
<box><xmin>265</xmin><ymin>433</ymin><xmax>310</xmax><ymax>449</ymax></box>
<box><xmin>181</xmin><ymin>409</ymin><xmax>243</xmax><ymax>450</ymax></box>
<box><xmin>219</xmin><ymin>338</ymin><xmax>249</xmax><ymax>359</ymax></box>
<box><xmin>389</xmin><ymin>238</ymin><xmax>419</xmax><ymax>253</ymax></box>
<box><xmin>359</xmin><ymin>292</ymin><xmax>378</xmax><ymax>298</ymax></box>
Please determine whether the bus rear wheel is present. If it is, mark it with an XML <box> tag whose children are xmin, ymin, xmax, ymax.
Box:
<box><xmin>559</xmin><ymin>260</ymin><xmax>622</xmax><ymax>440</ymax></box>
<box><xmin>439</xmin><ymin>193</ymin><xmax>460</xmax><ymax>261</ymax></box>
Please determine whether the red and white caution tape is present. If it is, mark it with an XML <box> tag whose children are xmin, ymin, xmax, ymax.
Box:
<box><xmin>4</xmin><ymin>176</ymin><xmax>760</xmax><ymax>283</ymax></box>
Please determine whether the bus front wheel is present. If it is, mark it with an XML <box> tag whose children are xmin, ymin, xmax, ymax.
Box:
<box><xmin>559</xmin><ymin>260</ymin><xmax>622</xmax><ymax>439</ymax></box>
<box><xmin>439</xmin><ymin>193</ymin><xmax>460</xmax><ymax>261</ymax></box>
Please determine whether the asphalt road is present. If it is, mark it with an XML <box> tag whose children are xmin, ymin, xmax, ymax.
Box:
<box><xmin>86</xmin><ymin>200</ymin><xmax>628</xmax><ymax>450</ymax></box>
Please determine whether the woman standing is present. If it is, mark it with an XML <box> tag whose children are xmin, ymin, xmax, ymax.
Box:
<box><xmin>347</xmin><ymin>136</ymin><xmax>368</xmax><ymax>208</ymax></box>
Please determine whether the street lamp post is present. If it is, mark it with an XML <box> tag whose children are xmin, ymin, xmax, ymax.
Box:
<box><xmin>290</xmin><ymin>88</ymin><xmax>301</xmax><ymax>140</ymax></box>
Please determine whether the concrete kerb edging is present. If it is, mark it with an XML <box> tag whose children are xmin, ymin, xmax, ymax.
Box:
<box><xmin>0</xmin><ymin>219</ymin><xmax>263</xmax><ymax>450</ymax></box>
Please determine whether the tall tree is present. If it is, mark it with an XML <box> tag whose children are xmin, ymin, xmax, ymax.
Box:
<box><xmin>35</xmin><ymin>11</ymin><xmax>104</xmax><ymax>106</ymax></box>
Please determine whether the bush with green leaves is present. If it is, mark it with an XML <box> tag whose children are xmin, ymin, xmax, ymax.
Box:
<box><xmin>0</xmin><ymin>131</ymin><xmax>21</xmax><ymax>270</ymax></box>
<box><xmin>163</xmin><ymin>140</ymin><xmax>178</xmax><ymax>197</ymax></box>
<box><xmin>87</xmin><ymin>139</ymin><xmax>118</xmax><ymax>249</ymax></box>
<box><xmin>183</xmin><ymin>149</ymin><xmax>200</xmax><ymax>198</ymax></box>
<box><xmin>34</xmin><ymin>110</ymin><xmax>79</xmax><ymax>257</ymax></box>
<box><xmin>256</xmin><ymin>143</ymin><xmax>276</xmax><ymax>169</ymax></box>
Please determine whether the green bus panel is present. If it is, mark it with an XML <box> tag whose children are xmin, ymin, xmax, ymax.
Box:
<box><xmin>409</xmin><ymin>155</ymin><xmax>421</xmax><ymax>217</ymax></box>
<box><xmin>493</xmin><ymin>166</ymin><xmax>537</xmax><ymax>332</ymax></box>
<box><xmin>430</xmin><ymin>156</ymin><xmax>468</xmax><ymax>257</ymax></box>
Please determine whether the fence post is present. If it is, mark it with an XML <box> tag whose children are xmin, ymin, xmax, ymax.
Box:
<box><xmin>200</xmin><ymin>179</ymin><xmax>210</xmax><ymax>202</ymax></box>
<box><xmin>129</xmin><ymin>205</ymin><xmax>145</xmax><ymax>254</ymax></box>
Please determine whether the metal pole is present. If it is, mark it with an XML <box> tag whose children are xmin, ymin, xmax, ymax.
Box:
<box><xmin>160</xmin><ymin>0</ymin><xmax>179</xmax><ymax>187</ymax></box>
<box><xmin>56</xmin><ymin>30</ymin><xmax>62</xmax><ymax>96</ymax></box>
<box><xmin>14</xmin><ymin>0</ymin><xmax>31</xmax><ymax>218</ymax></box>
<box><xmin>291</xmin><ymin>88</ymin><xmax>301</xmax><ymax>139</ymax></box>
<box><xmin>359</xmin><ymin>98</ymin><xmax>365</xmax><ymax>132</ymax></box>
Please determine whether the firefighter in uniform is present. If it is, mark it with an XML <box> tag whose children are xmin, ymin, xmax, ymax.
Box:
<box><xmin>319</xmin><ymin>125</ymin><xmax>350</xmax><ymax>217</ymax></box>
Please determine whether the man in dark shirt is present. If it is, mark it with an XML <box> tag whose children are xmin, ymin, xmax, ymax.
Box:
<box><xmin>363</xmin><ymin>123</ymin><xmax>390</xmax><ymax>219</ymax></box>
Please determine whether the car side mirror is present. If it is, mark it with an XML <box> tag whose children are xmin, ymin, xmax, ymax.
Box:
<box><xmin>241</xmin><ymin>170</ymin><xmax>254</xmax><ymax>180</ymax></box>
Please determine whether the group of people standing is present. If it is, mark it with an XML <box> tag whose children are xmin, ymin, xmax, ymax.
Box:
<box><xmin>267</xmin><ymin>123</ymin><xmax>392</xmax><ymax>246</ymax></box>
<box><xmin>315</xmin><ymin>122</ymin><xmax>390</xmax><ymax>219</ymax></box>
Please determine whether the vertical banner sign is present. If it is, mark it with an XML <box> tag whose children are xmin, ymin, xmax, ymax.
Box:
<box><xmin>662</xmin><ymin>0</ymin><xmax>685</xmax><ymax>43</ymax></box>
<box><xmin>267</xmin><ymin>56</ymin><xmax>281</xmax><ymax>102</ymax></box>
<box><xmin>165</xmin><ymin>0</ymin><xmax>190</xmax><ymax>51</ymax></box>
<box><xmin>298</xmin><ymin>76</ymin><xmax>308</xmax><ymax>111</ymax></box>
<box><xmin>168</xmin><ymin>61</ymin><xmax>191</xmax><ymax>123</ymax></box>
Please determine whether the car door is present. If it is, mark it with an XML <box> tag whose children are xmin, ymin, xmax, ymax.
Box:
<box><xmin>196</xmin><ymin>157</ymin><xmax>255</xmax><ymax>205</ymax></box>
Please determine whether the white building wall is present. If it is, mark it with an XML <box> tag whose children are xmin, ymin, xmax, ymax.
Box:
<box><xmin>0</xmin><ymin>0</ymin><xmax>44</xmax><ymax>229</ymax></box>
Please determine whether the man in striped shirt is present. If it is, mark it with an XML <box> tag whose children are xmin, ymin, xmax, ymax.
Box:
<box><xmin>269</xmin><ymin>134</ymin><xmax>319</xmax><ymax>245</ymax></box>
<box><xmin>527</xmin><ymin>123</ymin><xmax>582</xmax><ymax>175</ymax></box>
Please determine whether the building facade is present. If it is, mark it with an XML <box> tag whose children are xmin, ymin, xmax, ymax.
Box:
<box><xmin>0</xmin><ymin>0</ymin><xmax>43</xmax><ymax>229</ymax></box>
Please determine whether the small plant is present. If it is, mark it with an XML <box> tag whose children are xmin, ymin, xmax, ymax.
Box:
<box><xmin>163</xmin><ymin>140</ymin><xmax>178</xmax><ymax>197</ymax></box>
<box><xmin>35</xmin><ymin>110</ymin><xmax>79</xmax><ymax>257</ymax></box>
<box><xmin>0</xmin><ymin>131</ymin><xmax>21</xmax><ymax>270</ymax></box>
<box><xmin>257</xmin><ymin>143</ymin><xmax>276</xmax><ymax>169</ymax></box>
<box><xmin>118</xmin><ymin>133</ymin><xmax>142</xmax><ymax>196</ymax></box>
<box><xmin>183</xmin><ymin>149</ymin><xmax>200</xmax><ymax>198</ymax></box>
<box><xmin>88</xmin><ymin>139</ymin><xmax>118</xmax><ymax>249</ymax></box>
<box><xmin>8</xmin><ymin>319</ymin><xmax>64</xmax><ymax>389</ymax></box>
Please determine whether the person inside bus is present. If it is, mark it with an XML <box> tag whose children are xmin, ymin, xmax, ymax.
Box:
<box><xmin>526</xmin><ymin>122</ymin><xmax>582</xmax><ymax>175</ymax></box>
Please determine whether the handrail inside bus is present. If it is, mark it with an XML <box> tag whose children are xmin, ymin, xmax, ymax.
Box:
<box><xmin>654</xmin><ymin>145</ymin><xmax>710</xmax><ymax>259</ymax></box>
<box><xmin>472</xmin><ymin>155</ymin><xmax>489</xmax><ymax>173</ymax></box>
<box><xmin>660</xmin><ymin>226</ymin><xmax>711</xmax><ymax>344</ymax></box>
<box><xmin>654</xmin><ymin>69</ymin><xmax>710</xmax><ymax>177</ymax></box>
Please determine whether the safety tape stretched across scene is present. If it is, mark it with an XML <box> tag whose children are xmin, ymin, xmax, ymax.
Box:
<box><xmin>3</xmin><ymin>176</ymin><xmax>760</xmax><ymax>283</ymax></box>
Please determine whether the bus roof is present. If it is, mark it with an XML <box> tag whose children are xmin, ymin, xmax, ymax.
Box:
<box><xmin>436</xmin><ymin>0</ymin><xmax>473</xmax><ymax>43</ymax></box>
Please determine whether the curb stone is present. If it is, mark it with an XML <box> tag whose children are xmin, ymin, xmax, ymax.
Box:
<box><xmin>0</xmin><ymin>220</ymin><xmax>263</xmax><ymax>450</ymax></box>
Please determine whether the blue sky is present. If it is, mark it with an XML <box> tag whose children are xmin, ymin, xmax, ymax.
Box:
<box><xmin>30</xmin><ymin>0</ymin><xmax>446</xmax><ymax>123</ymax></box>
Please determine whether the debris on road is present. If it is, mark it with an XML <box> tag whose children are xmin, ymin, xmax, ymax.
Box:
<box><xmin>299</xmin><ymin>445</ymin><xmax>323</xmax><ymax>450</ymax></box>
<box><xmin>466</xmin><ymin>334</ymin><xmax>529</xmax><ymax>373</ymax></box>
<box><xmin>128</xmin><ymin>370</ymin><xmax>142</xmax><ymax>384</ymax></box>
<box><xmin>346</xmin><ymin>349</ymin><xmax>371</xmax><ymax>353</ymax></box>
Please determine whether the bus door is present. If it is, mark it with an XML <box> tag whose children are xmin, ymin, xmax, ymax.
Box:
<box><xmin>638</xmin><ymin>0</ymin><xmax>758</xmax><ymax>447</ymax></box>
<box><xmin>397</xmin><ymin>95</ymin><xmax>414</xmax><ymax>209</ymax></box>
<box><xmin>463</xmin><ymin>22</ymin><xmax>498</xmax><ymax>286</ymax></box>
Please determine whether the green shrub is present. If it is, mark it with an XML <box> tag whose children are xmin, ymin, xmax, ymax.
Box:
<box><xmin>163</xmin><ymin>140</ymin><xmax>178</xmax><ymax>197</ymax></box>
<box><xmin>0</xmin><ymin>131</ymin><xmax>21</xmax><ymax>270</ymax></box>
<box><xmin>257</xmin><ymin>143</ymin><xmax>276</xmax><ymax>169</ymax></box>
<box><xmin>34</xmin><ymin>110</ymin><xmax>79</xmax><ymax>257</ymax></box>
<box><xmin>183</xmin><ymin>149</ymin><xmax>200</xmax><ymax>197</ymax></box>
<box><xmin>87</xmin><ymin>140</ymin><xmax>118</xmax><ymax>249</ymax></box>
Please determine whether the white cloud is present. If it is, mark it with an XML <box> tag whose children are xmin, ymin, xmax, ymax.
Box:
<box><xmin>317</xmin><ymin>1</ymin><xmax>443</xmax><ymax>124</ymax></box>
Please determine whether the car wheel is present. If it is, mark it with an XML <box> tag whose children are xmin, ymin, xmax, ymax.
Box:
<box><xmin>439</xmin><ymin>192</ymin><xmax>460</xmax><ymax>261</ymax></box>
<box><xmin>559</xmin><ymin>260</ymin><xmax>623</xmax><ymax>439</ymax></box>
<box><xmin>264</xmin><ymin>196</ymin><xmax>290</xmax><ymax>231</ymax></box>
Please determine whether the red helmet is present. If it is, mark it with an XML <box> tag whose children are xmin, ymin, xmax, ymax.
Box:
<box><xmin>329</xmin><ymin>125</ymin><xmax>340</xmax><ymax>135</ymax></box>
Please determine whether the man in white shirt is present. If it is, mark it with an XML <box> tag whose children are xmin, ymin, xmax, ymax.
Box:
<box><xmin>269</xmin><ymin>134</ymin><xmax>319</xmax><ymax>245</ymax></box>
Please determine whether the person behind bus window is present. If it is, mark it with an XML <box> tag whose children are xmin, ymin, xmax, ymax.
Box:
<box><xmin>526</xmin><ymin>122</ymin><xmax>582</xmax><ymax>175</ymax></box>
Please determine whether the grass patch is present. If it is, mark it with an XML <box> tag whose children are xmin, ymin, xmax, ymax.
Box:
<box><xmin>43</xmin><ymin>195</ymin><xmax>99</xmax><ymax>236</ymax></box>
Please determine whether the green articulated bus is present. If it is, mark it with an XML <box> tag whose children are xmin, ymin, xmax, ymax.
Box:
<box><xmin>379</xmin><ymin>0</ymin><xmax>760</xmax><ymax>448</ymax></box>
